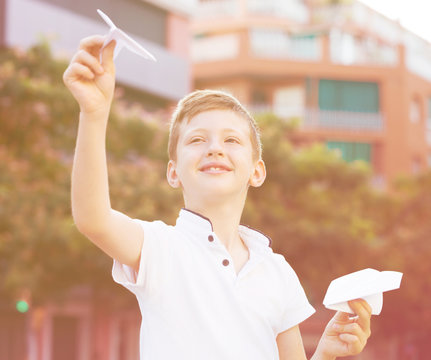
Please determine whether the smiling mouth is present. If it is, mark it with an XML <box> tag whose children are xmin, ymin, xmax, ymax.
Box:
<box><xmin>199</xmin><ymin>164</ymin><xmax>232</xmax><ymax>173</ymax></box>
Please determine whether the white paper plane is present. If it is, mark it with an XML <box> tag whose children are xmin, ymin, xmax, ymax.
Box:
<box><xmin>323</xmin><ymin>268</ymin><xmax>403</xmax><ymax>315</ymax></box>
<box><xmin>97</xmin><ymin>9</ymin><xmax>157</xmax><ymax>62</ymax></box>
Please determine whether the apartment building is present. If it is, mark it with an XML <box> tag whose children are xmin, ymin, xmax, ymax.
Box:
<box><xmin>191</xmin><ymin>0</ymin><xmax>431</xmax><ymax>184</ymax></box>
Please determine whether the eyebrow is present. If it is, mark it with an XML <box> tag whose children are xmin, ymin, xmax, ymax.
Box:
<box><xmin>183</xmin><ymin>127</ymin><xmax>246</xmax><ymax>136</ymax></box>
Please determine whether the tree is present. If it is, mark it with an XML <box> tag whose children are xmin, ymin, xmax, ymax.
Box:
<box><xmin>244</xmin><ymin>113</ymin><xmax>431</xmax><ymax>357</ymax></box>
<box><xmin>0</xmin><ymin>42</ymin><xmax>182</xmax><ymax>305</ymax></box>
<box><xmin>244</xmin><ymin>113</ymin><xmax>377</xmax><ymax>300</ymax></box>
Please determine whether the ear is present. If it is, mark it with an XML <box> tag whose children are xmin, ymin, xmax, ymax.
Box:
<box><xmin>166</xmin><ymin>160</ymin><xmax>181</xmax><ymax>188</ymax></box>
<box><xmin>249</xmin><ymin>159</ymin><xmax>266</xmax><ymax>188</ymax></box>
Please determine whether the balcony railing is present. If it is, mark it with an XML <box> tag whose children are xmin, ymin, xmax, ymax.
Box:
<box><xmin>330</xmin><ymin>30</ymin><xmax>398</xmax><ymax>66</ymax></box>
<box><xmin>251</xmin><ymin>106</ymin><xmax>384</xmax><ymax>132</ymax></box>
<box><xmin>250</xmin><ymin>29</ymin><xmax>322</xmax><ymax>61</ymax></box>
<box><xmin>304</xmin><ymin>109</ymin><xmax>384</xmax><ymax>132</ymax></box>
<box><xmin>312</xmin><ymin>2</ymin><xmax>401</xmax><ymax>45</ymax></box>
<box><xmin>404</xmin><ymin>33</ymin><xmax>431</xmax><ymax>82</ymax></box>
<box><xmin>195</xmin><ymin>0</ymin><xmax>239</xmax><ymax>18</ymax></box>
<box><xmin>192</xmin><ymin>34</ymin><xmax>240</xmax><ymax>62</ymax></box>
<box><xmin>427</xmin><ymin>120</ymin><xmax>431</xmax><ymax>145</ymax></box>
<box><xmin>196</xmin><ymin>0</ymin><xmax>309</xmax><ymax>22</ymax></box>
<box><xmin>247</xmin><ymin>0</ymin><xmax>309</xmax><ymax>23</ymax></box>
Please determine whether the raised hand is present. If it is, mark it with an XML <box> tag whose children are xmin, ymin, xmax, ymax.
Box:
<box><xmin>63</xmin><ymin>35</ymin><xmax>116</xmax><ymax>115</ymax></box>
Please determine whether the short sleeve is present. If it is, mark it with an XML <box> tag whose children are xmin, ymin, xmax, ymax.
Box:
<box><xmin>112</xmin><ymin>219</ymin><xmax>173</xmax><ymax>296</ymax></box>
<box><xmin>274</xmin><ymin>258</ymin><xmax>315</xmax><ymax>334</ymax></box>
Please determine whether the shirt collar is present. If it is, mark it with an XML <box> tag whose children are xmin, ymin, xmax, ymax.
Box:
<box><xmin>176</xmin><ymin>208</ymin><xmax>272</xmax><ymax>255</ymax></box>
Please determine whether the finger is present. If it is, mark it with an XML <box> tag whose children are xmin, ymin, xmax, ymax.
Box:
<box><xmin>338</xmin><ymin>333</ymin><xmax>364</xmax><ymax>355</ymax></box>
<box><xmin>72</xmin><ymin>50</ymin><xmax>104</xmax><ymax>76</ymax></box>
<box><xmin>334</xmin><ymin>322</ymin><xmax>363</xmax><ymax>337</ymax></box>
<box><xmin>348</xmin><ymin>299</ymin><xmax>372</xmax><ymax>333</ymax></box>
<box><xmin>65</xmin><ymin>62</ymin><xmax>95</xmax><ymax>81</ymax></box>
<box><xmin>101</xmin><ymin>39</ymin><xmax>116</xmax><ymax>74</ymax></box>
<box><xmin>78</xmin><ymin>35</ymin><xmax>105</xmax><ymax>57</ymax></box>
<box><xmin>332</xmin><ymin>311</ymin><xmax>350</xmax><ymax>323</ymax></box>
<box><xmin>353</xmin><ymin>299</ymin><xmax>373</xmax><ymax>315</ymax></box>
<box><xmin>339</xmin><ymin>333</ymin><xmax>360</xmax><ymax>343</ymax></box>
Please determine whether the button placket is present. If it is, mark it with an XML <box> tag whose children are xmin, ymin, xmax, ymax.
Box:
<box><xmin>206</xmin><ymin>233</ymin><xmax>235</xmax><ymax>275</ymax></box>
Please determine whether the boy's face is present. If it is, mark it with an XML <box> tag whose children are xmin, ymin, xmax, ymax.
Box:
<box><xmin>167</xmin><ymin>110</ymin><xmax>266</xmax><ymax>206</ymax></box>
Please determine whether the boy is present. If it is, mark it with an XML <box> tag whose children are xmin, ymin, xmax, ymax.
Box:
<box><xmin>63</xmin><ymin>35</ymin><xmax>372</xmax><ymax>360</ymax></box>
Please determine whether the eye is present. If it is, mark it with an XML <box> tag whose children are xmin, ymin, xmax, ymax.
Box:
<box><xmin>189</xmin><ymin>137</ymin><xmax>204</xmax><ymax>144</ymax></box>
<box><xmin>225</xmin><ymin>137</ymin><xmax>240</xmax><ymax>144</ymax></box>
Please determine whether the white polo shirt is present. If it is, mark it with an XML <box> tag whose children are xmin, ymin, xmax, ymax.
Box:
<box><xmin>113</xmin><ymin>209</ymin><xmax>315</xmax><ymax>360</ymax></box>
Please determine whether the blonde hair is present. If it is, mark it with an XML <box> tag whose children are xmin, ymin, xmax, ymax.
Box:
<box><xmin>168</xmin><ymin>89</ymin><xmax>262</xmax><ymax>161</ymax></box>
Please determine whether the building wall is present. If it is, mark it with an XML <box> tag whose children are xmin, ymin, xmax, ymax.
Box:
<box><xmin>31</xmin><ymin>0</ymin><xmax>167</xmax><ymax>46</ymax></box>
<box><xmin>0</xmin><ymin>0</ymin><xmax>6</xmax><ymax>46</ymax></box>
<box><xmin>191</xmin><ymin>1</ymin><xmax>431</xmax><ymax>183</ymax></box>
<box><xmin>4</xmin><ymin>0</ymin><xmax>191</xmax><ymax>101</ymax></box>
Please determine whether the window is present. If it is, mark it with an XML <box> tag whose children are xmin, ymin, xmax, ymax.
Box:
<box><xmin>427</xmin><ymin>98</ymin><xmax>431</xmax><ymax>128</ymax></box>
<box><xmin>410</xmin><ymin>97</ymin><xmax>422</xmax><ymax>123</ymax></box>
<box><xmin>273</xmin><ymin>86</ymin><xmax>305</xmax><ymax>119</ymax></box>
<box><xmin>411</xmin><ymin>157</ymin><xmax>422</xmax><ymax>174</ymax></box>
<box><xmin>319</xmin><ymin>80</ymin><xmax>379</xmax><ymax>113</ymax></box>
<box><xmin>427</xmin><ymin>99</ymin><xmax>431</xmax><ymax>144</ymax></box>
<box><xmin>327</xmin><ymin>141</ymin><xmax>372</xmax><ymax>163</ymax></box>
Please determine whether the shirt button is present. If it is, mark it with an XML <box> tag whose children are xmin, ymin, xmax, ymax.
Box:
<box><xmin>222</xmin><ymin>259</ymin><xmax>230</xmax><ymax>266</ymax></box>
<box><xmin>208</xmin><ymin>235</ymin><xmax>214</xmax><ymax>242</ymax></box>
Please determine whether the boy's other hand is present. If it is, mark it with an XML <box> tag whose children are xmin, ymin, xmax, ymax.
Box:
<box><xmin>314</xmin><ymin>299</ymin><xmax>372</xmax><ymax>360</ymax></box>
<box><xmin>63</xmin><ymin>35</ymin><xmax>116</xmax><ymax>115</ymax></box>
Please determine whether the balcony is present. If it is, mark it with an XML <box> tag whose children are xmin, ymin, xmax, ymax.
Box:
<box><xmin>330</xmin><ymin>30</ymin><xmax>398</xmax><ymax>66</ymax></box>
<box><xmin>247</xmin><ymin>0</ymin><xmax>309</xmax><ymax>23</ymax></box>
<box><xmin>250</xmin><ymin>29</ymin><xmax>321</xmax><ymax>61</ymax></box>
<box><xmin>303</xmin><ymin>109</ymin><xmax>384</xmax><ymax>132</ymax></box>
<box><xmin>192</xmin><ymin>33</ymin><xmax>240</xmax><ymax>62</ymax></box>
<box><xmin>251</xmin><ymin>106</ymin><xmax>384</xmax><ymax>132</ymax></box>
<box><xmin>404</xmin><ymin>33</ymin><xmax>431</xmax><ymax>82</ymax></box>
<box><xmin>195</xmin><ymin>0</ymin><xmax>239</xmax><ymax>18</ymax></box>
<box><xmin>195</xmin><ymin>0</ymin><xmax>309</xmax><ymax>22</ymax></box>
<box><xmin>312</xmin><ymin>2</ymin><xmax>401</xmax><ymax>45</ymax></box>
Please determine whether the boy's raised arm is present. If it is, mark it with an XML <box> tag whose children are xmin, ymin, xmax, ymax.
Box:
<box><xmin>63</xmin><ymin>36</ymin><xmax>143</xmax><ymax>271</ymax></box>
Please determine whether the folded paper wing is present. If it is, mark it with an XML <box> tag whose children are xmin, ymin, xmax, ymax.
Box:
<box><xmin>97</xmin><ymin>9</ymin><xmax>156</xmax><ymax>62</ymax></box>
<box><xmin>323</xmin><ymin>268</ymin><xmax>403</xmax><ymax>315</ymax></box>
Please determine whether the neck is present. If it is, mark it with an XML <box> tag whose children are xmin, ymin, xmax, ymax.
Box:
<box><xmin>184</xmin><ymin>197</ymin><xmax>245</xmax><ymax>252</ymax></box>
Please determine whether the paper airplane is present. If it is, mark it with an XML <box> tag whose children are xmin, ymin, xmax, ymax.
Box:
<box><xmin>97</xmin><ymin>9</ymin><xmax>157</xmax><ymax>62</ymax></box>
<box><xmin>323</xmin><ymin>268</ymin><xmax>403</xmax><ymax>315</ymax></box>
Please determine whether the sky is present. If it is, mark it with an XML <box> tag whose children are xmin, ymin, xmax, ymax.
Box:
<box><xmin>359</xmin><ymin>0</ymin><xmax>431</xmax><ymax>42</ymax></box>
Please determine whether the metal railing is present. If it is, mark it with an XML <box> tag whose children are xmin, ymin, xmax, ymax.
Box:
<box><xmin>312</xmin><ymin>2</ymin><xmax>401</xmax><ymax>45</ymax></box>
<box><xmin>192</xmin><ymin>34</ymin><xmax>240</xmax><ymax>62</ymax></box>
<box><xmin>195</xmin><ymin>0</ymin><xmax>239</xmax><ymax>18</ymax></box>
<box><xmin>329</xmin><ymin>30</ymin><xmax>398</xmax><ymax>66</ymax></box>
<box><xmin>196</xmin><ymin>0</ymin><xmax>309</xmax><ymax>22</ymax></box>
<box><xmin>251</xmin><ymin>106</ymin><xmax>384</xmax><ymax>132</ymax></box>
<box><xmin>250</xmin><ymin>29</ymin><xmax>322</xmax><ymax>61</ymax></box>
<box><xmin>247</xmin><ymin>0</ymin><xmax>309</xmax><ymax>23</ymax></box>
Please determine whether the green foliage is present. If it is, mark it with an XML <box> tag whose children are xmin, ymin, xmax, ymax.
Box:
<box><xmin>246</xmin><ymin>113</ymin><xmax>376</xmax><ymax>299</ymax></box>
<box><xmin>0</xmin><ymin>43</ymin><xmax>181</xmax><ymax>304</ymax></box>
<box><xmin>244</xmin><ymin>113</ymin><xmax>431</xmax><ymax>349</ymax></box>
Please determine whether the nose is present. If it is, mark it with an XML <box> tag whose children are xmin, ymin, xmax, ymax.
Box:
<box><xmin>206</xmin><ymin>138</ymin><xmax>224</xmax><ymax>157</ymax></box>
